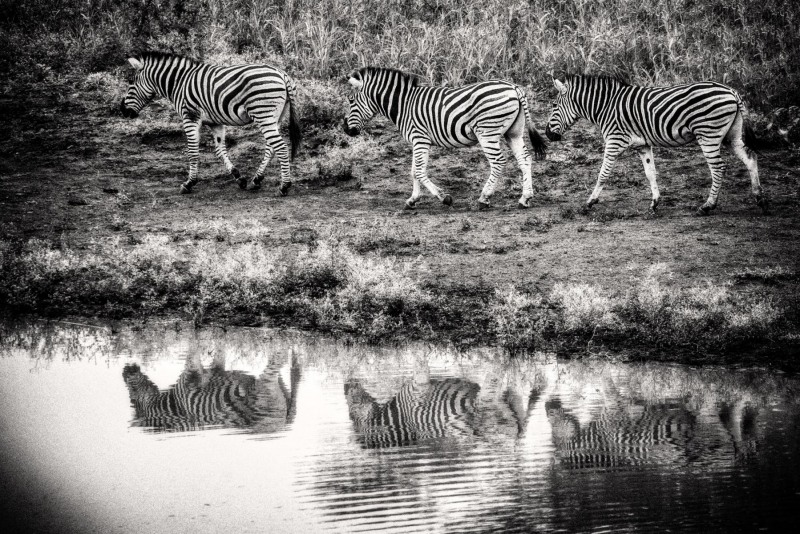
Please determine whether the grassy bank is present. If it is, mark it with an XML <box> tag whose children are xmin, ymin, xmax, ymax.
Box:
<box><xmin>2</xmin><ymin>233</ymin><xmax>797</xmax><ymax>364</ymax></box>
<box><xmin>2</xmin><ymin>0</ymin><xmax>800</xmax><ymax>110</ymax></box>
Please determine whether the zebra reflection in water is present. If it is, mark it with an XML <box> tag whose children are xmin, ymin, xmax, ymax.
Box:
<box><xmin>544</xmin><ymin>396</ymin><xmax>760</xmax><ymax>469</ymax></box>
<box><xmin>344</xmin><ymin>368</ymin><xmax>545</xmax><ymax>449</ymax></box>
<box><xmin>122</xmin><ymin>354</ymin><xmax>300</xmax><ymax>434</ymax></box>
<box><xmin>345</xmin><ymin>378</ymin><xmax>482</xmax><ymax>448</ymax></box>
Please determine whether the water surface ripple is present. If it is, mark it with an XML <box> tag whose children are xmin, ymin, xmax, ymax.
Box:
<box><xmin>1</xmin><ymin>321</ymin><xmax>799</xmax><ymax>533</ymax></box>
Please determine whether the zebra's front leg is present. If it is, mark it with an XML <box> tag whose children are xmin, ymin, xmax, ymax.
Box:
<box><xmin>209</xmin><ymin>124</ymin><xmax>244</xmax><ymax>189</ymax></box>
<box><xmin>587</xmin><ymin>140</ymin><xmax>626</xmax><ymax>208</ymax></box>
<box><xmin>638</xmin><ymin>146</ymin><xmax>661</xmax><ymax>211</ymax></box>
<box><xmin>412</xmin><ymin>143</ymin><xmax>452</xmax><ymax>208</ymax></box>
<box><xmin>697</xmin><ymin>139</ymin><xmax>725</xmax><ymax>215</ymax></box>
<box><xmin>476</xmin><ymin>134</ymin><xmax>506</xmax><ymax>210</ymax></box>
<box><xmin>180</xmin><ymin>118</ymin><xmax>202</xmax><ymax>194</ymax></box>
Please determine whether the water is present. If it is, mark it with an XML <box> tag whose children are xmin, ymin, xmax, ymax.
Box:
<box><xmin>1</xmin><ymin>321</ymin><xmax>799</xmax><ymax>533</ymax></box>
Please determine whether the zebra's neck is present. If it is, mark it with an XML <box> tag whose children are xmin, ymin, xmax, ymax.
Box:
<box><xmin>366</xmin><ymin>77</ymin><xmax>415</xmax><ymax>125</ymax></box>
<box><xmin>147</xmin><ymin>56</ymin><xmax>201</xmax><ymax>102</ymax></box>
<box><xmin>571</xmin><ymin>77</ymin><xmax>626</xmax><ymax>124</ymax></box>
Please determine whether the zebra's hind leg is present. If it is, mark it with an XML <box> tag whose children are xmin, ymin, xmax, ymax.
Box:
<box><xmin>476</xmin><ymin>134</ymin><xmax>506</xmax><ymax>209</ymax></box>
<box><xmin>728</xmin><ymin>118</ymin><xmax>767</xmax><ymax>213</ymax></box>
<box><xmin>412</xmin><ymin>142</ymin><xmax>452</xmax><ymax>207</ymax></box>
<box><xmin>405</xmin><ymin>164</ymin><xmax>422</xmax><ymax>210</ymax></box>
<box><xmin>180</xmin><ymin>118</ymin><xmax>202</xmax><ymax>194</ymax></box>
<box><xmin>638</xmin><ymin>146</ymin><xmax>661</xmax><ymax>212</ymax></box>
<box><xmin>505</xmin><ymin>126</ymin><xmax>534</xmax><ymax>208</ymax></box>
<box><xmin>209</xmin><ymin>124</ymin><xmax>243</xmax><ymax>188</ymax></box>
<box><xmin>250</xmin><ymin>146</ymin><xmax>274</xmax><ymax>191</ymax></box>
<box><xmin>252</xmin><ymin>113</ymin><xmax>291</xmax><ymax>195</ymax></box>
<box><xmin>697</xmin><ymin>139</ymin><xmax>726</xmax><ymax>215</ymax></box>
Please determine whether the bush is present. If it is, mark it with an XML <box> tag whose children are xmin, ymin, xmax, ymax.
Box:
<box><xmin>491</xmin><ymin>286</ymin><xmax>551</xmax><ymax>354</ymax></box>
<box><xmin>551</xmin><ymin>282</ymin><xmax>618</xmax><ymax>334</ymax></box>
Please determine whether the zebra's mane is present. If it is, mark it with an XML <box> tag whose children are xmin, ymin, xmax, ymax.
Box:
<box><xmin>359</xmin><ymin>66</ymin><xmax>421</xmax><ymax>87</ymax></box>
<box><xmin>564</xmin><ymin>74</ymin><xmax>630</xmax><ymax>87</ymax></box>
<box><xmin>137</xmin><ymin>51</ymin><xmax>203</xmax><ymax>65</ymax></box>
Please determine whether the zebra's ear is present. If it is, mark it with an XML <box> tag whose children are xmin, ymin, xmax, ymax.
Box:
<box><xmin>347</xmin><ymin>76</ymin><xmax>364</xmax><ymax>89</ymax></box>
<box><xmin>128</xmin><ymin>58</ymin><xmax>144</xmax><ymax>71</ymax></box>
<box><xmin>553</xmin><ymin>79</ymin><xmax>567</xmax><ymax>94</ymax></box>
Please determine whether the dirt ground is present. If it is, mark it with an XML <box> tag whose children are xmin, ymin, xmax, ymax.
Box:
<box><xmin>1</xmin><ymin>79</ymin><xmax>799</xmax><ymax>306</ymax></box>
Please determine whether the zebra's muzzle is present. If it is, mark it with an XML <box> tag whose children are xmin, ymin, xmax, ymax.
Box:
<box><xmin>545</xmin><ymin>125</ymin><xmax>561</xmax><ymax>142</ymax></box>
<box><xmin>120</xmin><ymin>100</ymin><xmax>138</xmax><ymax>119</ymax></box>
<box><xmin>342</xmin><ymin>119</ymin><xmax>359</xmax><ymax>137</ymax></box>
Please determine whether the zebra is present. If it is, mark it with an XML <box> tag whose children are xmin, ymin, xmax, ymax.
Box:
<box><xmin>344</xmin><ymin>378</ymin><xmax>480</xmax><ymax>448</ymax></box>
<box><xmin>344</xmin><ymin>67</ymin><xmax>546</xmax><ymax>210</ymax></box>
<box><xmin>545</xmin><ymin>398</ymin><xmax>698</xmax><ymax>470</ymax></box>
<box><xmin>545</xmin><ymin>75</ymin><xmax>765</xmax><ymax>215</ymax></box>
<box><xmin>122</xmin><ymin>356</ymin><xmax>300</xmax><ymax>433</ymax></box>
<box><xmin>120</xmin><ymin>52</ymin><xmax>301</xmax><ymax>195</ymax></box>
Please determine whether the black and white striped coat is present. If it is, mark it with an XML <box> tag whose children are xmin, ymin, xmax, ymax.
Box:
<box><xmin>545</xmin><ymin>76</ymin><xmax>765</xmax><ymax>214</ymax></box>
<box><xmin>344</xmin><ymin>67</ymin><xmax>546</xmax><ymax>209</ymax></box>
<box><xmin>345</xmin><ymin>378</ymin><xmax>480</xmax><ymax>448</ymax></box>
<box><xmin>121</xmin><ymin>52</ymin><xmax>301</xmax><ymax>194</ymax></box>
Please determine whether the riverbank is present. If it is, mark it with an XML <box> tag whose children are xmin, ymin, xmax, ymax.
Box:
<box><xmin>1</xmin><ymin>77</ymin><xmax>799</xmax><ymax>369</ymax></box>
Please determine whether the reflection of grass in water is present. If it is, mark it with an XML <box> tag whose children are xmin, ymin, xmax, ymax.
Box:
<box><xmin>6</xmin><ymin>320</ymin><xmax>799</xmax><ymax>415</ymax></box>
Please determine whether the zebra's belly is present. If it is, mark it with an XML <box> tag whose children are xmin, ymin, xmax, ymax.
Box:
<box><xmin>201</xmin><ymin>109</ymin><xmax>252</xmax><ymax>127</ymax></box>
<box><xmin>649</xmin><ymin>127</ymin><xmax>696</xmax><ymax>148</ymax></box>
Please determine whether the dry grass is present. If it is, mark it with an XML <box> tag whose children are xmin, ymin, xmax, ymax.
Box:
<box><xmin>2</xmin><ymin>1</ymin><xmax>798</xmax><ymax>110</ymax></box>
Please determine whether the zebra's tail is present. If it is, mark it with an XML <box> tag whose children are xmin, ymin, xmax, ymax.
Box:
<box><xmin>515</xmin><ymin>86</ymin><xmax>547</xmax><ymax>160</ymax></box>
<box><xmin>286</xmin><ymin>76</ymin><xmax>302</xmax><ymax>161</ymax></box>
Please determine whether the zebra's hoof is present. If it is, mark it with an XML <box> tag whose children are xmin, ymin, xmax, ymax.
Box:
<box><xmin>586</xmin><ymin>197</ymin><xmax>598</xmax><ymax>208</ymax></box>
<box><xmin>231</xmin><ymin>168</ymin><xmax>241</xmax><ymax>179</ymax></box>
<box><xmin>180</xmin><ymin>183</ymin><xmax>193</xmax><ymax>194</ymax></box>
<box><xmin>757</xmin><ymin>195</ymin><xmax>770</xmax><ymax>214</ymax></box>
<box><xmin>442</xmin><ymin>195</ymin><xmax>453</xmax><ymax>207</ymax></box>
<box><xmin>697</xmin><ymin>204</ymin><xmax>713</xmax><ymax>216</ymax></box>
<box><xmin>278</xmin><ymin>183</ymin><xmax>292</xmax><ymax>197</ymax></box>
<box><xmin>404</xmin><ymin>200</ymin><xmax>417</xmax><ymax>210</ymax></box>
<box><xmin>518</xmin><ymin>198</ymin><xmax>531</xmax><ymax>209</ymax></box>
<box><xmin>650</xmin><ymin>198</ymin><xmax>660</xmax><ymax>211</ymax></box>
<box><xmin>236</xmin><ymin>176</ymin><xmax>248</xmax><ymax>190</ymax></box>
<box><xmin>477</xmin><ymin>201</ymin><xmax>491</xmax><ymax>211</ymax></box>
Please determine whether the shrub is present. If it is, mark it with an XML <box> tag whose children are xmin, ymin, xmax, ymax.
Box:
<box><xmin>551</xmin><ymin>282</ymin><xmax>618</xmax><ymax>333</ymax></box>
<box><xmin>491</xmin><ymin>286</ymin><xmax>551</xmax><ymax>354</ymax></box>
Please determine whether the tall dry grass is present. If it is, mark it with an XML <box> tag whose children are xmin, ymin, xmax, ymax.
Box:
<box><xmin>1</xmin><ymin>0</ymin><xmax>798</xmax><ymax>109</ymax></box>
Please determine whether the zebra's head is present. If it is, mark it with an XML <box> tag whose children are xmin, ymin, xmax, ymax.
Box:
<box><xmin>343</xmin><ymin>69</ymin><xmax>379</xmax><ymax>137</ymax></box>
<box><xmin>120</xmin><ymin>57</ymin><xmax>157</xmax><ymax>119</ymax></box>
<box><xmin>546</xmin><ymin>79</ymin><xmax>578</xmax><ymax>142</ymax></box>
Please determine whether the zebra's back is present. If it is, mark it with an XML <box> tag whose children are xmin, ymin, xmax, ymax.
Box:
<box><xmin>613</xmin><ymin>82</ymin><xmax>741</xmax><ymax>147</ymax></box>
<box><xmin>181</xmin><ymin>64</ymin><xmax>290</xmax><ymax>126</ymax></box>
<box><xmin>405</xmin><ymin>81</ymin><xmax>523</xmax><ymax>147</ymax></box>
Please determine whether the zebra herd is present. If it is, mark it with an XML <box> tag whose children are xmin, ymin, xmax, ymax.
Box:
<box><xmin>123</xmin><ymin>358</ymin><xmax>760</xmax><ymax>467</ymax></box>
<box><xmin>121</xmin><ymin>52</ymin><xmax>766</xmax><ymax>215</ymax></box>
